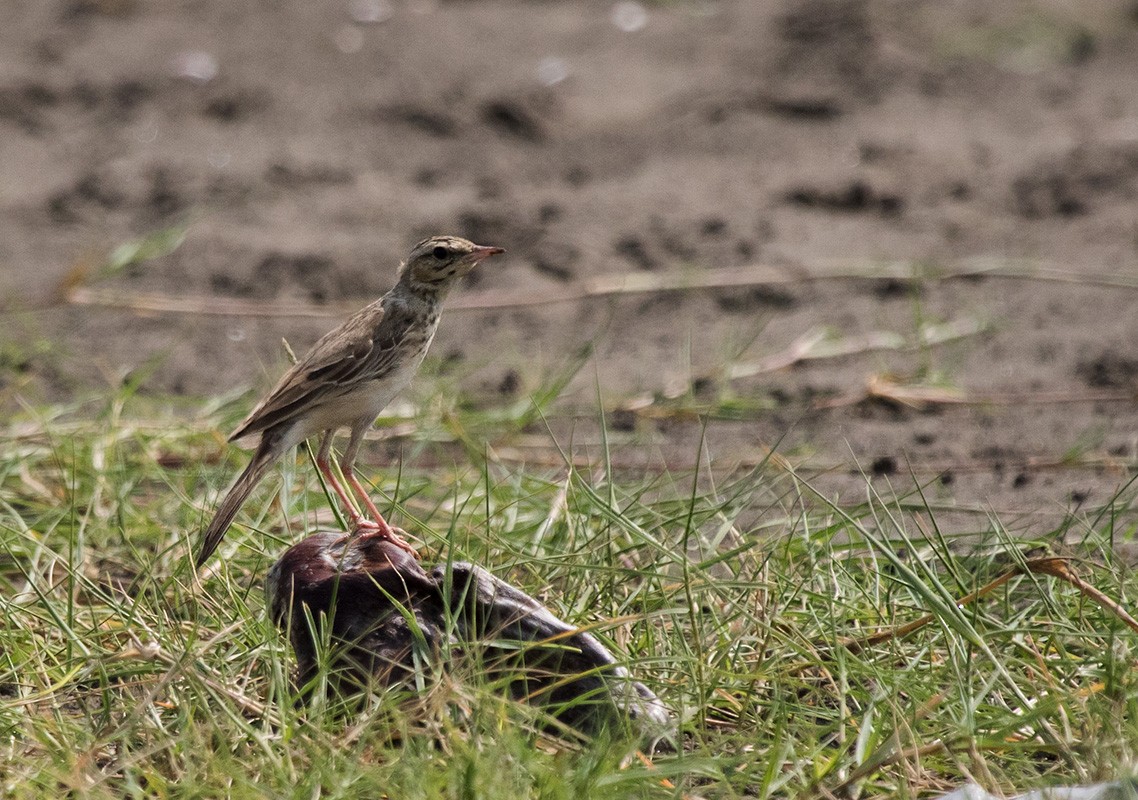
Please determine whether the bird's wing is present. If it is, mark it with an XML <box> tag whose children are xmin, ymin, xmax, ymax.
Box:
<box><xmin>229</xmin><ymin>300</ymin><xmax>385</xmax><ymax>440</ymax></box>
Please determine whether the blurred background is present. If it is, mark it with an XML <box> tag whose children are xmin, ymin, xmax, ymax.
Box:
<box><xmin>2</xmin><ymin>0</ymin><xmax>1137</xmax><ymax>534</ymax></box>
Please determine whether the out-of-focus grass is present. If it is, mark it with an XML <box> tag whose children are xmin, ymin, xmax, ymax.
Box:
<box><xmin>1</xmin><ymin>380</ymin><xmax>1137</xmax><ymax>799</ymax></box>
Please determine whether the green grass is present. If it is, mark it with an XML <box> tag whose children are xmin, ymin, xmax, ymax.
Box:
<box><xmin>2</xmin><ymin>383</ymin><xmax>1138</xmax><ymax>799</ymax></box>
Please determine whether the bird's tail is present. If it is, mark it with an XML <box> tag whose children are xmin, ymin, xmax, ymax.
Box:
<box><xmin>197</xmin><ymin>437</ymin><xmax>280</xmax><ymax>568</ymax></box>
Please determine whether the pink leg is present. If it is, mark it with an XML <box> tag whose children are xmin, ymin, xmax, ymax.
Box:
<box><xmin>342</xmin><ymin>468</ymin><xmax>392</xmax><ymax>533</ymax></box>
<box><xmin>341</xmin><ymin>421</ymin><xmax>419</xmax><ymax>557</ymax></box>
<box><xmin>315</xmin><ymin>431</ymin><xmax>367</xmax><ymax>528</ymax></box>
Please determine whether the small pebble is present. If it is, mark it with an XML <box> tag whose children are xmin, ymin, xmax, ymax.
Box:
<box><xmin>611</xmin><ymin>1</ymin><xmax>648</xmax><ymax>32</ymax></box>
<box><xmin>173</xmin><ymin>50</ymin><xmax>218</xmax><ymax>83</ymax></box>
<box><xmin>348</xmin><ymin>0</ymin><xmax>393</xmax><ymax>24</ymax></box>
<box><xmin>536</xmin><ymin>56</ymin><xmax>569</xmax><ymax>87</ymax></box>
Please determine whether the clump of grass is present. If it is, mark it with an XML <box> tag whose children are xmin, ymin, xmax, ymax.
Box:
<box><xmin>1</xmin><ymin>383</ymin><xmax>1137</xmax><ymax>798</ymax></box>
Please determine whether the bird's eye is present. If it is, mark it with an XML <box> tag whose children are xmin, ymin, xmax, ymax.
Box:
<box><xmin>432</xmin><ymin>246</ymin><xmax>448</xmax><ymax>260</ymax></box>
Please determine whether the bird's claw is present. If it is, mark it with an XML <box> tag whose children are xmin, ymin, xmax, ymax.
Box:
<box><xmin>386</xmin><ymin>529</ymin><xmax>422</xmax><ymax>561</ymax></box>
<box><xmin>350</xmin><ymin>518</ymin><xmax>421</xmax><ymax>560</ymax></box>
<box><xmin>350</xmin><ymin>517</ymin><xmax>384</xmax><ymax>533</ymax></box>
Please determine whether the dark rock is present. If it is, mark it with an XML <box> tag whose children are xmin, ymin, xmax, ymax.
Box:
<box><xmin>377</xmin><ymin>103</ymin><xmax>458</xmax><ymax>137</ymax></box>
<box><xmin>1076</xmin><ymin>350</ymin><xmax>1138</xmax><ymax>389</ymax></box>
<box><xmin>480</xmin><ymin>98</ymin><xmax>545</xmax><ymax>142</ymax></box>
<box><xmin>784</xmin><ymin>179</ymin><xmax>904</xmax><ymax>217</ymax></box>
<box><xmin>870</xmin><ymin>455</ymin><xmax>897</xmax><ymax>476</ymax></box>
<box><xmin>614</xmin><ymin>235</ymin><xmax>657</xmax><ymax>271</ymax></box>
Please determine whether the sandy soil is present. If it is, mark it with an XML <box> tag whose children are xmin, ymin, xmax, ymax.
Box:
<box><xmin>2</xmin><ymin>0</ymin><xmax>1137</xmax><ymax>539</ymax></box>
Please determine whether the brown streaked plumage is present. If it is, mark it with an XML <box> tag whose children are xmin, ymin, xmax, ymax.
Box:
<box><xmin>196</xmin><ymin>235</ymin><xmax>504</xmax><ymax>567</ymax></box>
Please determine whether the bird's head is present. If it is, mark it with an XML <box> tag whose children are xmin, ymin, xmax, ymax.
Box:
<box><xmin>399</xmin><ymin>235</ymin><xmax>504</xmax><ymax>293</ymax></box>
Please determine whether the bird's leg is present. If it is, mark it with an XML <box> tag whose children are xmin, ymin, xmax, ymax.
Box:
<box><xmin>339</xmin><ymin>422</ymin><xmax>389</xmax><ymax>531</ymax></box>
<box><xmin>315</xmin><ymin>430</ymin><xmax>367</xmax><ymax>528</ymax></box>
<box><xmin>341</xmin><ymin>420</ymin><xmax>419</xmax><ymax>557</ymax></box>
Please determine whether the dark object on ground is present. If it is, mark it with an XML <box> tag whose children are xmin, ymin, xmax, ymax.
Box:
<box><xmin>266</xmin><ymin>530</ymin><xmax>673</xmax><ymax>745</ymax></box>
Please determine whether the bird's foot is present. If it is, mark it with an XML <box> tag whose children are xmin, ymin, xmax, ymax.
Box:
<box><xmin>350</xmin><ymin>517</ymin><xmax>421</xmax><ymax>559</ymax></box>
<box><xmin>350</xmin><ymin>516</ymin><xmax>386</xmax><ymax>534</ymax></box>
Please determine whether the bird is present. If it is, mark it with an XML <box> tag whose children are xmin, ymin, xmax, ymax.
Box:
<box><xmin>196</xmin><ymin>235</ymin><xmax>504</xmax><ymax>568</ymax></box>
<box><xmin>264</xmin><ymin>529</ymin><xmax>674</xmax><ymax>740</ymax></box>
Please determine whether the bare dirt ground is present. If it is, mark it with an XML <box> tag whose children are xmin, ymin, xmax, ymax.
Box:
<box><xmin>2</xmin><ymin>0</ymin><xmax>1137</xmax><ymax>540</ymax></box>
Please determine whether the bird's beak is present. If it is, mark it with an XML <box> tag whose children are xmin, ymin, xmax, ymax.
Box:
<box><xmin>457</xmin><ymin>244</ymin><xmax>504</xmax><ymax>276</ymax></box>
<box><xmin>469</xmin><ymin>245</ymin><xmax>505</xmax><ymax>263</ymax></box>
